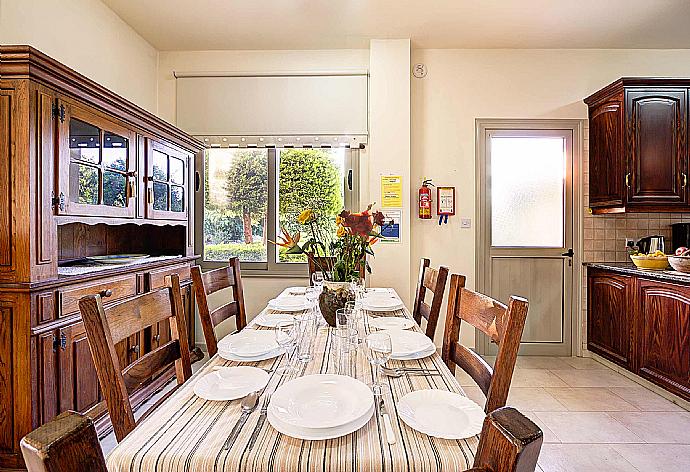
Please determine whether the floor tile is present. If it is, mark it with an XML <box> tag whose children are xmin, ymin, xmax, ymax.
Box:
<box><xmin>550</xmin><ymin>369</ymin><xmax>638</xmax><ymax>388</ymax></box>
<box><xmin>608</xmin><ymin>386</ymin><xmax>685</xmax><ymax>412</ymax></box>
<box><xmin>511</xmin><ymin>369</ymin><xmax>569</xmax><ymax>388</ymax></box>
<box><xmin>516</xmin><ymin>356</ymin><xmax>572</xmax><ymax>370</ymax></box>
<box><xmin>461</xmin><ymin>385</ymin><xmax>486</xmax><ymax>409</ymax></box>
<box><xmin>533</xmin><ymin>412</ymin><xmax>643</xmax><ymax>443</ymax></box>
<box><xmin>609</xmin><ymin>412</ymin><xmax>690</xmax><ymax>444</ymax></box>
<box><xmin>538</xmin><ymin>444</ymin><xmax>637</xmax><ymax>472</ymax></box>
<box><xmin>524</xmin><ymin>411</ymin><xmax>560</xmax><ymax>444</ymax></box>
<box><xmin>557</xmin><ymin>357</ymin><xmax>608</xmax><ymax>370</ymax></box>
<box><xmin>507</xmin><ymin>387</ymin><xmax>568</xmax><ymax>412</ymax></box>
<box><xmin>612</xmin><ymin>444</ymin><xmax>690</xmax><ymax>472</ymax></box>
<box><xmin>544</xmin><ymin>387</ymin><xmax>638</xmax><ymax>412</ymax></box>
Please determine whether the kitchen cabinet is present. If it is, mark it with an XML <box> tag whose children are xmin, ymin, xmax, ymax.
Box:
<box><xmin>584</xmin><ymin>79</ymin><xmax>690</xmax><ymax>213</ymax></box>
<box><xmin>587</xmin><ymin>271</ymin><xmax>633</xmax><ymax>368</ymax></box>
<box><xmin>146</xmin><ymin>140</ymin><xmax>190</xmax><ymax>221</ymax></box>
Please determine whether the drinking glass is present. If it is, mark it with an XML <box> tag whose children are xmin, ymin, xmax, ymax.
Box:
<box><xmin>294</xmin><ymin>312</ymin><xmax>316</xmax><ymax>364</ymax></box>
<box><xmin>335</xmin><ymin>307</ymin><xmax>356</xmax><ymax>354</ymax></box>
<box><xmin>274</xmin><ymin>320</ymin><xmax>297</xmax><ymax>375</ymax></box>
<box><xmin>305</xmin><ymin>286</ymin><xmax>319</xmax><ymax>315</ymax></box>
<box><xmin>312</xmin><ymin>272</ymin><xmax>324</xmax><ymax>292</ymax></box>
<box><xmin>345</xmin><ymin>301</ymin><xmax>361</xmax><ymax>344</ymax></box>
<box><xmin>364</xmin><ymin>332</ymin><xmax>392</xmax><ymax>395</ymax></box>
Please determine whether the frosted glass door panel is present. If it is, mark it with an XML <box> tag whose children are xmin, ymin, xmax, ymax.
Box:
<box><xmin>491</xmin><ymin>137</ymin><xmax>566</xmax><ymax>247</ymax></box>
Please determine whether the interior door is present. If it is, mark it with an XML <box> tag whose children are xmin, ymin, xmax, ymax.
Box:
<box><xmin>481</xmin><ymin>128</ymin><xmax>574</xmax><ymax>356</ymax></box>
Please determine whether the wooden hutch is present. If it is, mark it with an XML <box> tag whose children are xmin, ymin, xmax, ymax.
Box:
<box><xmin>0</xmin><ymin>46</ymin><xmax>205</xmax><ymax>470</ymax></box>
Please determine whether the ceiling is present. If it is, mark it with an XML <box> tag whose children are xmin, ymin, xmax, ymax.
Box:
<box><xmin>101</xmin><ymin>0</ymin><xmax>690</xmax><ymax>51</ymax></box>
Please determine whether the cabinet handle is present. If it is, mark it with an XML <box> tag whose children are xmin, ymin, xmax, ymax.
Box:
<box><xmin>148</xmin><ymin>188</ymin><xmax>153</xmax><ymax>204</ymax></box>
<box><xmin>130</xmin><ymin>344</ymin><xmax>140</xmax><ymax>355</ymax></box>
<box><xmin>153</xmin><ymin>334</ymin><xmax>161</xmax><ymax>342</ymax></box>
<box><xmin>683</xmin><ymin>173</ymin><xmax>688</xmax><ymax>189</ymax></box>
<box><xmin>625</xmin><ymin>173</ymin><xmax>631</xmax><ymax>188</ymax></box>
<box><xmin>99</xmin><ymin>289</ymin><xmax>113</xmax><ymax>298</ymax></box>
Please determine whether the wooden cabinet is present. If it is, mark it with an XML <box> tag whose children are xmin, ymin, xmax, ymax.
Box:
<box><xmin>145</xmin><ymin>140</ymin><xmax>190</xmax><ymax>221</ymax></box>
<box><xmin>57</xmin><ymin>322</ymin><xmax>102</xmax><ymax>414</ymax></box>
<box><xmin>587</xmin><ymin>267</ymin><xmax>690</xmax><ymax>401</ymax></box>
<box><xmin>587</xmin><ymin>271</ymin><xmax>633</xmax><ymax>368</ymax></box>
<box><xmin>585</xmin><ymin>79</ymin><xmax>690</xmax><ymax>213</ymax></box>
<box><xmin>638</xmin><ymin>280</ymin><xmax>690</xmax><ymax>399</ymax></box>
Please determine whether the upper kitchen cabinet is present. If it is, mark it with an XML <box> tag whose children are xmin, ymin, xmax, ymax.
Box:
<box><xmin>584</xmin><ymin>79</ymin><xmax>690</xmax><ymax>213</ymax></box>
<box><xmin>56</xmin><ymin>98</ymin><xmax>137</xmax><ymax>218</ymax></box>
<box><xmin>145</xmin><ymin>140</ymin><xmax>190</xmax><ymax>221</ymax></box>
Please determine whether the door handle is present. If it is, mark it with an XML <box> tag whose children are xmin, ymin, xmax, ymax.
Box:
<box><xmin>561</xmin><ymin>249</ymin><xmax>574</xmax><ymax>257</ymax></box>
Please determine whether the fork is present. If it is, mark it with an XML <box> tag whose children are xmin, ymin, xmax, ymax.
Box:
<box><xmin>246</xmin><ymin>394</ymin><xmax>272</xmax><ymax>450</ymax></box>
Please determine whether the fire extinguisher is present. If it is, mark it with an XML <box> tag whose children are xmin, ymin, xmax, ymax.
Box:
<box><xmin>419</xmin><ymin>179</ymin><xmax>434</xmax><ymax>219</ymax></box>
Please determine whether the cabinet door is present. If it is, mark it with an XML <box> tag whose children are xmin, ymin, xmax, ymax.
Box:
<box><xmin>588</xmin><ymin>98</ymin><xmax>625</xmax><ymax>208</ymax></box>
<box><xmin>57</xmin><ymin>322</ymin><xmax>101</xmax><ymax>414</ymax></box>
<box><xmin>56</xmin><ymin>98</ymin><xmax>137</xmax><ymax>218</ymax></box>
<box><xmin>587</xmin><ymin>271</ymin><xmax>632</xmax><ymax>367</ymax></box>
<box><xmin>638</xmin><ymin>280</ymin><xmax>690</xmax><ymax>398</ymax></box>
<box><xmin>34</xmin><ymin>331</ymin><xmax>58</xmax><ymax>425</ymax></box>
<box><xmin>145</xmin><ymin>139</ymin><xmax>189</xmax><ymax>221</ymax></box>
<box><xmin>626</xmin><ymin>89</ymin><xmax>687</xmax><ymax>207</ymax></box>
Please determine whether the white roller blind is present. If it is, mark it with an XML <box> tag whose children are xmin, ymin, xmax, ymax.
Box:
<box><xmin>175</xmin><ymin>74</ymin><xmax>368</xmax><ymax>136</ymax></box>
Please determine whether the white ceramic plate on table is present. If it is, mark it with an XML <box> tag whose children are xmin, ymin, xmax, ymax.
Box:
<box><xmin>268</xmin><ymin>296</ymin><xmax>310</xmax><ymax>312</ymax></box>
<box><xmin>269</xmin><ymin>374</ymin><xmax>374</xmax><ymax>429</ymax></box>
<box><xmin>218</xmin><ymin>346</ymin><xmax>284</xmax><ymax>362</ymax></box>
<box><xmin>267</xmin><ymin>404</ymin><xmax>374</xmax><ymax>440</ymax></box>
<box><xmin>397</xmin><ymin>389</ymin><xmax>485</xmax><ymax>439</ymax></box>
<box><xmin>362</xmin><ymin>297</ymin><xmax>404</xmax><ymax>312</ymax></box>
<box><xmin>193</xmin><ymin>366</ymin><xmax>269</xmax><ymax>401</ymax></box>
<box><xmin>254</xmin><ymin>312</ymin><xmax>295</xmax><ymax>328</ymax></box>
<box><xmin>285</xmin><ymin>286</ymin><xmax>307</xmax><ymax>296</ymax></box>
<box><xmin>391</xmin><ymin>343</ymin><xmax>436</xmax><ymax>360</ymax></box>
<box><xmin>218</xmin><ymin>330</ymin><xmax>280</xmax><ymax>357</ymax></box>
<box><xmin>369</xmin><ymin>317</ymin><xmax>415</xmax><ymax>330</ymax></box>
<box><xmin>382</xmin><ymin>329</ymin><xmax>435</xmax><ymax>357</ymax></box>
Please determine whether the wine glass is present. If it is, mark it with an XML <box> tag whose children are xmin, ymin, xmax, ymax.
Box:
<box><xmin>274</xmin><ymin>320</ymin><xmax>297</xmax><ymax>375</ymax></box>
<box><xmin>364</xmin><ymin>332</ymin><xmax>392</xmax><ymax>395</ymax></box>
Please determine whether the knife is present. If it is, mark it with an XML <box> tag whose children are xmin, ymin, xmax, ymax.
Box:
<box><xmin>223</xmin><ymin>391</ymin><xmax>260</xmax><ymax>450</ymax></box>
<box><xmin>379</xmin><ymin>397</ymin><xmax>396</xmax><ymax>445</ymax></box>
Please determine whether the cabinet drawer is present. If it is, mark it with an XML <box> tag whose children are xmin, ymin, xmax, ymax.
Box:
<box><xmin>58</xmin><ymin>274</ymin><xmax>138</xmax><ymax>317</ymax></box>
<box><xmin>147</xmin><ymin>263</ymin><xmax>191</xmax><ymax>290</ymax></box>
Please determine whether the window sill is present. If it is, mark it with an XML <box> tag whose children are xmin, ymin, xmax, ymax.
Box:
<box><xmin>240</xmin><ymin>269</ymin><xmax>309</xmax><ymax>279</ymax></box>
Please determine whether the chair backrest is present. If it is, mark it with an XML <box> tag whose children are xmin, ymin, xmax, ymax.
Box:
<box><xmin>307</xmin><ymin>253</ymin><xmax>365</xmax><ymax>283</ymax></box>
<box><xmin>78</xmin><ymin>274</ymin><xmax>192</xmax><ymax>442</ymax></box>
<box><xmin>412</xmin><ymin>258</ymin><xmax>449</xmax><ymax>340</ymax></box>
<box><xmin>20</xmin><ymin>411</ymin><xmax>107</xmax><ymax>472</ymax></box>
<box><xmin>441</xmin><ymin>274</ymin><xmax>529</xmax><ymax>413</ymax></box>
<box><xmin>191</xmin><ymin>257</ymin><xmax>247</xmax><ymax>357</ymax></box>
<box><xmin>469</xmin><ymin>406</ymin><xmax>543</xmax><ymax>472</ymax></box>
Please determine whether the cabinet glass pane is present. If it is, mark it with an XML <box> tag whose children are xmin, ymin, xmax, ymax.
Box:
<box><xmin>153</xmin><ymin>182</ymin><xmax>168</xmax><ymax>210</ymax></box>
<box><xmin>69</xmin><ymin>163</ymin><xmax>99</xmax><ymax>205</ymax></box>
<box><xmin>69</xmin><ymin>119</ymin><xmax>100</xmax><ymax>164</ymax></box>
<box><xmin>103</xmin><ymin>132</ymin><xmax>128</xmax><ymax>171</ymax></box>
<box><xmin>171</xmin><ymin>185</ymin><xmax>184</xmax><ymax>212</ymax></box>
<box><xmin>170</xmin><ymin>157</ymin><xmax>184</xmax><ymax>184</ymax></box>
<box><xmin>491</xmin><ymin>136</ymin><xmax>565</xmax><ymax>247</ymax></box>
<box><xmin>152</xmin><ymin>150</ymin><xmax>168</xmax><ymax>181</ymax></box>
<box><xmin>103</xmin><ymin>171</ymin><xmax>126</xmax><ymax>207</ymax></box>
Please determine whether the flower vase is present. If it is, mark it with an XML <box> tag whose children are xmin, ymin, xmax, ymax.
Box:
<box><xmin>318</xmin><ymin>281</ymin><xmax>354</xmax><ymax>327</ymax></box>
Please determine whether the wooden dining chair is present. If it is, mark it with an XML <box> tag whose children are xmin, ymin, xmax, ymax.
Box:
<box><xmin>412</xmin><ymin>258</ymin><xmax>450</xmax><ymax>340</ymax></box>
<box><xmin>441</xmin><ymin>274</ymin><xmax>529</xmax><ymax>413</ymax></box>
<box><xmin>20</xmin><ymin>406</ymin><xmax>542</xmax><ymax>472</ymax></box>
<box><xmin>307</xmin><ymin>253</ymin><xmax>365</xmax><ymax>283</ymax></box>
<box><xmin>78</xmin><ymin>274</ymin><xmax>192</xmax><ymax>442</ymax></box>
<box><xmin>191</xmin><ymin>257</ymin><xmax>247</xmax><ymax>357</ymax></box>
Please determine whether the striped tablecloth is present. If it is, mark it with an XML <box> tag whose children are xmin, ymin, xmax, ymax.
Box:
<box><xmin>106</xmin><ymin>290</ymin><xmax>479</xmax><ymax>471</ymax></box>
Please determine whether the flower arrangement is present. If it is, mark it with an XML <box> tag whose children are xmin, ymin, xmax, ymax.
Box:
<box><xmin>272</xmin><ymin>204</ymin><xmax>391</xmax><ymax>282</ymax></box>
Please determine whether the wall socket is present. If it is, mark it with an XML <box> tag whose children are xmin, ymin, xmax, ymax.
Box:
<box><xmin>625</xmin><ymin>238</ymin><xmax>636</xmax><ymax>250</ymax></box>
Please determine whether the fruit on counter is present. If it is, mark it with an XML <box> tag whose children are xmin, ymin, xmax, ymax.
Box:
<box><xmin>676</xmin><ymin>247</ymin><xmax>689</xmax><ymax>256</ymax></box>
<box><xmin>631</xmin><ymin>250</ymin><xmax>667</xmax><ymax>259</ymax></box>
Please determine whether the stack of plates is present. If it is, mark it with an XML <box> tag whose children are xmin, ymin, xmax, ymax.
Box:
<box><xmin>193</xmin><ymin>366</ymin><xmax>269</xmax><ymax>401</ymax></box>
<box><xmin>369</xmin><ymin>316</ymin><xmax>415</xmax><ymax>330</ymax></box>
<box><xmin>218</xmin><ymin>330</ymin><xmax>284</xmax><ymax>362</ymax></box>
<box><xmin>267</xmin><ymin>374</ymin><xmax>374</xmax><ymax>440</ymax></box>
<box><xmin>398</xmin><ymin>390</ymin><xmax>485</xmax><ymax>439</ymax></box>
<box><xmin>361</xmin><ymin>295</ymin><xmax>404</xmax><ymax>312</ymax></box>
<box><xmin>268</xmin><ymin>296</ymin><xmax>310</xmax><ymax>312</ymax></box>
<box><xmin>253</xmin><ymin>312</ymin><xmax>295</xmax><ymax>328</ymax></box>
<box><xmin>382</xmin><ymin>329</ymin><xmax>436</xmax><ymax>360</ymax></box>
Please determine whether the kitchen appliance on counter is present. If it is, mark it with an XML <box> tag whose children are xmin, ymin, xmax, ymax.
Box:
<box><xmin>671</xmin><ymin>223</ymin><xmax>690</xmax><ymax>253</ymax></box>
<box><xmin>636</xmin><ymin>236</ymin><xmax>665</xmax><ymax>254</ymax></box>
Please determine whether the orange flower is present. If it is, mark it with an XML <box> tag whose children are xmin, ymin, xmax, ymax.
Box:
<box><xmin>270</xmin><ymin>227</ymin><xmax>300</xmax><ymax>249</ymax></box>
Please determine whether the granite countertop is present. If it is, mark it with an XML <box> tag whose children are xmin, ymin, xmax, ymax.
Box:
<box><xmin>585</xmin><ymin>261</ymin><xmax>690</xmax><ymax>283</ymax></box>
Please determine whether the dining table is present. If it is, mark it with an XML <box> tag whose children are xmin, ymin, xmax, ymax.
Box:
<box><xmin>105</xmin><ymin>287</ymin><xmax>480</xmax><ymax>471</ymax></box>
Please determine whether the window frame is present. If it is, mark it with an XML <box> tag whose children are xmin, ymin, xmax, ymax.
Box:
<box><xmin>194</xmin><ymin>146</ymin><xmax>360</xmax><ymax>276</ymax></box>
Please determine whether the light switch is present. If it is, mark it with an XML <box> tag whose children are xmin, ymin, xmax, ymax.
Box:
<box><xmin>460</xmin><ymin>217</ymin><xmax>471</xmax><ymax>229</ymax></box>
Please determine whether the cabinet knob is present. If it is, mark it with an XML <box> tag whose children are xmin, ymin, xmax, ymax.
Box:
<box><xmin>99</xmin><ymin>289</ymin><xmax>113</xmax><ymax>298</ymax></box>
<box><xmin>130</xmin><ymin>344</ymin><xmax>140</xmax><ymax>354</ymax></box>
<box><xmin>153</xmin><ymin>334</ymin><xmax>161</xmax><ymax>342</ymax></box>
<box><xmin>683</xmin><ymin>173</ymin><xmax>687</xmax><ymax>189</ymax></box>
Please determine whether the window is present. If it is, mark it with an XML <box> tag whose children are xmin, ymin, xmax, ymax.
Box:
<box><xmin>199</xmin><ymin>146</ymin><xmax>359</xmax><ymax>273</ymax></box>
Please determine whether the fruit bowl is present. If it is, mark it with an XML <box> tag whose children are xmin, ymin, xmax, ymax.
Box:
<box><xmin>668</xmin><ymin>256</ymin><xmax>690</xmax><ymax>273</ymax></box>
<box><xmin>630</xmin><ymin>254</ymin><xmax>669</xmax><ymax>270</ymax></box>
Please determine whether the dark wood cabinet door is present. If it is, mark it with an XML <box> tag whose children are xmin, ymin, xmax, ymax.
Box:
<box><xmin>638</xmin><ymin>280</ymin><xmax>690</xmax><ymax>398</ymax></box>
<box><xmin>626</xmin><ymin>89</ymin><xmax>688</xmax><ymax>207</ymax></box>
<box><xmin>145</xmin><ymin>139</ymin><xmax>190</xmax><ymax>221</ymax></box>
<box><xmin>587</xmin><ymin>271</ymin><xmax>632</xmax><ymax>367</ymax></box>
<box><xmin>588</xmin><ymin>98</ymin><xmax>625</xmax><ymax>208</ymax></box>
<box><xmin>57</xmin><ymin>322</ymin><xmax>101</xmax><ymax>414</ymax></box>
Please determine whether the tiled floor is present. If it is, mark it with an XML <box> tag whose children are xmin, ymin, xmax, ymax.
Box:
<box><xmin>101</xmin><ymin>355</ymin><xmax>690</xmax><ymax>471</ymax></box>
<box><xmin>460</xmin><ymin>356</ymin><xmax>690</xmax><ymax>472</ymax></box>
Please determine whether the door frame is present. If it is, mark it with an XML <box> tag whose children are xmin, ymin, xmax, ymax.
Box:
<box><xmin>475</xmin><ymin>119</ymin><xmax>585</xmax><ymax>357</ymax></box>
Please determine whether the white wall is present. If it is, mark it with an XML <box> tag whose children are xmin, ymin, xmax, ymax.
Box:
<box><xmin>0</xmin><ymin>0</ymin><xmax>158</xmax><ymax>112</ymax></box>
<box><xmin>411</xmin><ymin>48</ymin><xmax>690</xmax><ymax>346</ymax></box>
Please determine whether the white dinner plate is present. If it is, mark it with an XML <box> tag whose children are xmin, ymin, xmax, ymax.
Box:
<box><xmin>254</xmin><ymin>312</ymin><xmax>295</xmax><ymax>328</ymax></box>
<box><xmin>285</xmin><ymin>286</ymin><xmax>307</xmax><ymax>296</ymax></box>
<box><xmin>397</xmin><ymin>390</ymin><xmax>485</xmax><ymax>439</ymax></box>
<box><xmin>193</xmin><ymin>367</ymin><xmax>269</xmax><ymax>401</ymax></box>
<box><xmin>391</xmin><ymin>343</ymin><xmax>436</xmax><ymax>360</ymax></box>
<box><xmin>381</xmin><ymin>329</ymin><xmax>435</xmax><ymax>357</ymax></box>
<box><xmin>269</xmin><ymin>374</ymin><xmax>374</xmax><ymax>429</ymax></box>
<box><xmin>267</xmin><ymin>404</ymin><xmax>374</xmax><ymax>440</ymax></box>
<box><xmin>362</xmin><ymin>297</ymin><xmax>404</xmax><ymax>312</ymax></box>
<box><xmin>268</xmin><ymin>296</ymin><xmax>310</xmax><ymax>312</ymax></box>
<box><xmin>218</xmin><ymin>330</ymin><xmax>280</xmax><ymax>357</ymax></box>
<box><xmin>369</xmin><ymin>316</ymin><xmax>415</xmax><ymax>330</ymax></box>
<box><xmin>218</xmin><ymin>345</ymin><xmax>284</xmax><ymax>362</ymax></box>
